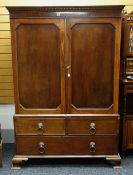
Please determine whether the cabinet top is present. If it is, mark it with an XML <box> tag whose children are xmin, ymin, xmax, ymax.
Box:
<box><xmin>7</xmin><ymin>5</ymin><xmax>124</xmax><ymax>19</ymax></box>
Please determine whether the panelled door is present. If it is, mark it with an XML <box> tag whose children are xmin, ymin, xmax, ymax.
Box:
<box><xmin>66</xmin><ymin>18</ymin><xmax>121</xmax><ymax>114</ymax></box>
<box><xmin>11</xmin><ymin>19</ymin><xmax>65</xmax><ymax>114</ymax></box>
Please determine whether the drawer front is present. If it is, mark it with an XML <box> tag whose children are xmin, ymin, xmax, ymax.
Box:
<box><xmin>125</xmin><ymin>120</ymin><xmax>133</xmax><ymax>149</ymax></box>
<box><xmin>126</xmin><ymin>58</ymin><xmax>133</xmax><ymax>74</ymax></box>
<box><xmin>67</xmin><ymin>117</ymin><xmax>119</xmax><ymax>135</ymax></box>
<box><xmin>14</xmin><ymin>117</ymin><xmax>65</xmax><ymax>135</ymax></box>
<box><xmin>15</xmin><ymin>136</ymin><xmax>118</xmax><ymax>155</ymax></box>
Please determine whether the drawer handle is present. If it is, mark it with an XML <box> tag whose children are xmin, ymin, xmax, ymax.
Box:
<box><xmin>89</xmin><ymin>142</ymin><xmax>96</xmax><ymax>153</ymax></box>
<box><xmin>37</xmin><ymin>123</ymin><xmax>44</xmax><ymax>130</ymax></box>
<box><xmin>129</xmin><ymin>62</ymin><xmax>133</xmax><ymax>66</ymax></box>
<box><xmin>90</xmin><ymin>122</ymin><xmax>96</xmax><ymax>135</ymax></box>
<box><xmin>38</xmin><ymin>142</ymin><xmax>45</xmax><ymax>154</ymax></box>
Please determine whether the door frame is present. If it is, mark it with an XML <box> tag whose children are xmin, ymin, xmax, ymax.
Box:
<box><xmin>11</xmin><ymin>18</ymin><xmax>66</xmax><ymax>114</ymax></box>
<box><xmin>66</xmin><ymin>18</ymin><xmax>121</xmax><ymax>114</ymax></box>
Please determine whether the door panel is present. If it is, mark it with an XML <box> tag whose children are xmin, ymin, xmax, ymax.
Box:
<box><xmin>66</xmin><ymin>18</ymin><xmax>121</xmax><ymax>114</ymax></box>
<box><xmin>11</xmin><ymin>19</ymin><xmax>65</xmax><ymax>114</ymax></box>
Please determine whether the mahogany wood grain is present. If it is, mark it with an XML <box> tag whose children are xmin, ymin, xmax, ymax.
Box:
<box><xmin>66</xmin><ymin>18</ymin><xmax>121</xmax><ymax>114</ymax></box>
<box><xmin>10</xmin><ymin>19</ymin><xmax>65</xmax><ymax>114</ymax></box>
<box><xmin>7</xmin><ymin>6</ymin><xmax>123</xmax><ymax>165</ymax></box>
<box><xmin>7</xmin><ymin>6</ymin><xmax>124</xmax><ymax>19</ymax></box>
<box><xmin>124</xmin><ymin>118</ymin><xmax>133</xmax><ymax>149</ymax></box>
<box><xmin>67</xmin><ymin>117</ymin><xmax>119</xmax><ymax>136</ymax></box>
<box><xmin>15</xmin><ymin>136</ymin><xmax>118</xmax><ymax>155</ymax></box>
<box><xmin>14</xmin><ymin>117</ymin><xmax>65</xmax><ymax>135</ymax></box>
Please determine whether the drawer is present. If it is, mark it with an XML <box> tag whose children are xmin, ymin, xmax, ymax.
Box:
<box><xmin>14</xmin><ymin>117</ymin><xmax>65</xmax><ymax>135</ymax></box>
<box><xmin>126</xmin><ymin>58</ymin><xmax>133</xmax><ymax>74</ymax></box>
<box><xmin>15</xmin><ymin>136</ymin><xmax>118</xmax><ymax>155</ymax></box>
<box><xmin>67</xmin><ymin>117</ymin><xmax>119</xmax><ymax>135</ymax></box>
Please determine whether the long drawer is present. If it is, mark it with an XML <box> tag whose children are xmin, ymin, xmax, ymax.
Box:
<box><xmin>14</xmin><ymin>117</ymin><xmax>65</xmax><ymax>135</ymax></box>
<box><xmin>15</xmin><ymin>136</ymin><xmax>118</xmax><ymax>155</ymax></box>
<box><xmin>67</xmin><ymin>117</ymin><xmax>119</xmax><ymax>135</ymax></box>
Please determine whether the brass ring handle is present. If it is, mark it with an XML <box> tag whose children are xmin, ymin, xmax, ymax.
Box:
<box><xmin>129</xmin><ymin>62</ymin><xmax>133</xmax><ymax>66</ymax></box>
<box><xmin>89</xmin><ymin>142</ymin><xmax>96</xmax><ymax>153</ymax></box>
<box><xmin>37</xmin><ymin>123</ymin><xmax>44</xmax><ymax>130</ymax></box>
<box><xmin>89</xmin><ymin>122</ymin><xmax>96</xmax><ymax>135</ymax></box>
<box><xmin>38</xmin><ymin>142</ymin><xmax>45</xmax><ymax>154</ymax></box>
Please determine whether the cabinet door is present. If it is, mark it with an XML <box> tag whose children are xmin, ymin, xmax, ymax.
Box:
<box><xmin>66</xmin><ymin>18</ymin><xmax>121</xmax><ymax>114</ymax></box>
<box><xmin>11</xmin><ymin>19</ymin><xmax>65</xmax><ymax>114</ymax></box>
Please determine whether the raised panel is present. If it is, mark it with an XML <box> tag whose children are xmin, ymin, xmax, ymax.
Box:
<box><xmin>17</xmin><ymin>23</ymin><xmax>61</xmax><ymax>109</ymax></box>
<box><xmin>71</xmin><ymin>23</ymin><xmax>114</xmax><ymax>109</ymax></box>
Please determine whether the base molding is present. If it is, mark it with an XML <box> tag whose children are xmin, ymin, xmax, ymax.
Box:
<box><xmin>12</xmin><ymin>154</ymin><xmax>122</xmax><ymax>169</ymax></box>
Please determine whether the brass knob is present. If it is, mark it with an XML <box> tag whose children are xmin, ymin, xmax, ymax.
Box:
<box><xmin>90</xmin><ymin>122</ymin><xmax>96</xmax><ymax>135</ymax></box>
<box><xmin>37</xmin><ymin>123</ymin><xmax>44</xmax><ymax>130</ymax></box>
<box><xmin>129</xmin><ymin>68</ymin><xmax>133</xmax><ymax>72</ymax></box>
<box><xmin>89</xmin><ymin>142</ymin><xmax>96</xmax><ymax>153</ymax></box>
<box><xmin>129</xmin><ymin>62</ymin><xmax>133</xmax><ymax>66</ymax></box>
<box><xmin>38</xmin><ymin>142</ymin><xmax>45</xmax><ymax>154</ymax></box>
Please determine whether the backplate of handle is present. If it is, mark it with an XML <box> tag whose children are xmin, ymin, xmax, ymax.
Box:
<box><xmin>38</xmin><ymin>142</ymin><xmax>45</xmax><ymax>154</ymax></box>
<box><xmin>90</xmin><ymin>122</ymin><xmax>96</xmax><ymax>135</ymax></box>
<box><xmin>89</xmin><ymin>141</ymin><xmax>96</xmax><ymax>153</ymax></box>
<box><xmin>37</xmin><ymin>122</ymin><xmax>44</xmax><ymax>131</ymax></box>
<box><xmin>67</xmin><ymin>66</ymin><xmax>71</xmax><ymax>78</ymax></box>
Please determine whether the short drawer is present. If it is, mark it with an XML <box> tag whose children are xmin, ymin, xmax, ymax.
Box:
<box><xmin>15</xmin><ymin>136</ymin><xmax>118</xmax><ymax>155</ymax></box>
<box><xmin>14</xmin><ymin>117</ymin><xmax>65</xmax><ymax>135</ymax></box>
<box><xmin>67</xmin><ymin>117</ymin><xmax>119</xmax><ymax>135</ymax></box>
<box><xmin>126</xmin><ymin>58</ymin><xmax>133</xmax><ymax>74</ymax></box>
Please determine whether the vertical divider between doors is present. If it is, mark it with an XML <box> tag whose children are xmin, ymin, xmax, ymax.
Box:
<box><xmin>66</xmin><ymin>19</ymin><xmax>72</xmax><ymax>114</ymax></box>
<box><xmin>64</xmin><ymin>18</ymin><xmax>68</xmax><ymax>135</ymax></box>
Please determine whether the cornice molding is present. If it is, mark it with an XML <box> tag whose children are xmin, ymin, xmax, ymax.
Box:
<box><xmin>7</xmin><ymin>5</ymin><xmax>124</xmax><ymax>12</ymax></box>
<box><xmin>6</xmin><ymin>6</ymin><xmax>125</xmax><ymax>19</ymax></box>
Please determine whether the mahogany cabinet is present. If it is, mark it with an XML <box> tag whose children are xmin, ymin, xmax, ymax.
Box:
<box><xmin>120</xmin><ymin>12</ymin><xmax>133</xmax><ymax>152</ymax></box>
<box><xmin>7</xmin><ymin>6</ymin><xmax>124</xmax><ymax>169</ymax></box>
